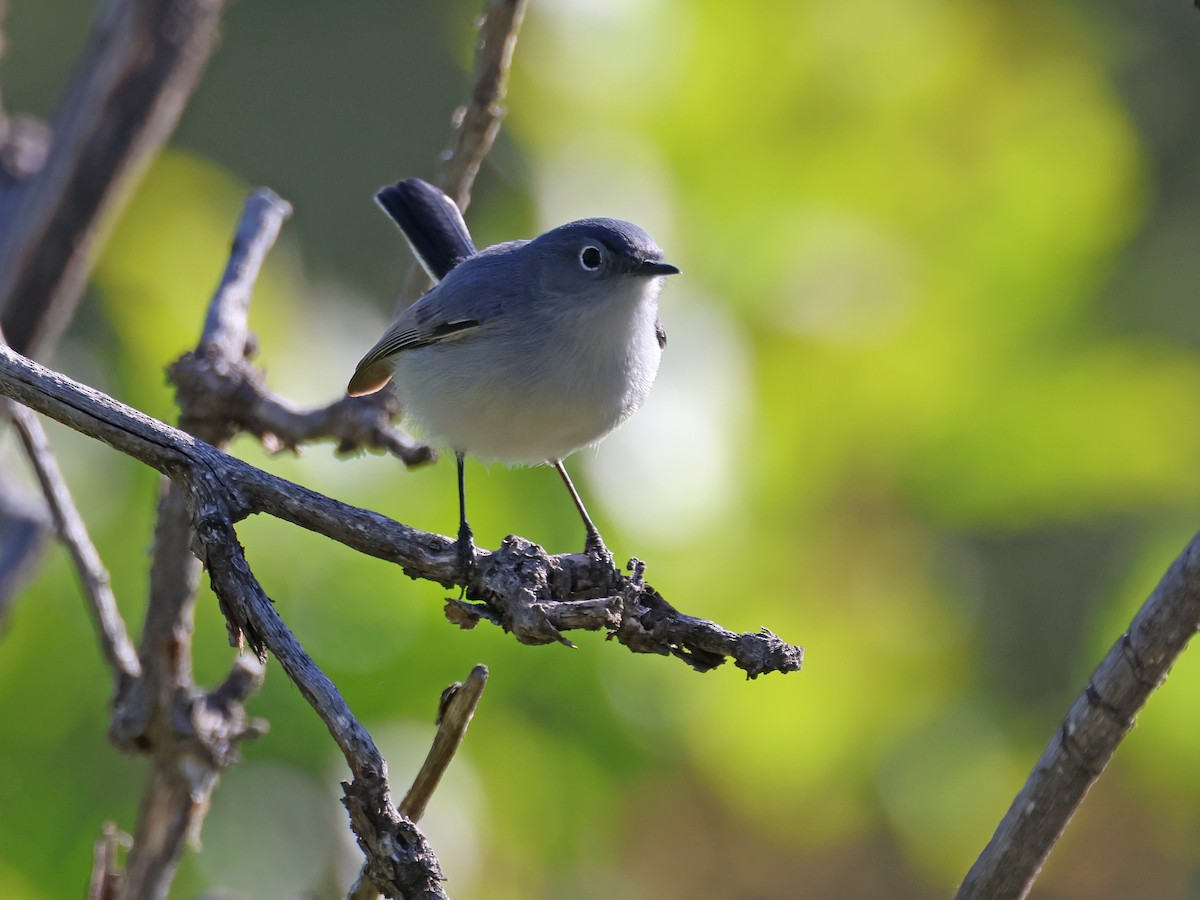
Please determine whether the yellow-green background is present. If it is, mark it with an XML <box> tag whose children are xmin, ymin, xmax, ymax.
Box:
<box><xmin>2</xmin><ymin>1</ymin><xmax>1199</xmax><ymax>897</ymax></box>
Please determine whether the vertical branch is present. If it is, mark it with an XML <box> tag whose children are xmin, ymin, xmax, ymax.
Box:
<box><xmin>109</xmin><ymin>191</ymin><xmax>289</xmax><ymax>899</ymax></box>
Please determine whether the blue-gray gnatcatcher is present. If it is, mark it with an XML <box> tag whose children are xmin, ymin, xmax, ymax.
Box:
<box><xmin>347</xmin><ymin>178</ymin><xmax>680</xmax><ymax>576</ymax></box>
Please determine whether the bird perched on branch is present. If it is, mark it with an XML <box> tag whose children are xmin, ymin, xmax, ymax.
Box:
<box><xmin>348</xmin><ymin>178</ymin><xmax>679</xmax><ymax>580</ymax></box>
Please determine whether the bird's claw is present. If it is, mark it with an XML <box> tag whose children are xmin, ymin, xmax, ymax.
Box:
<box><xmin>584</xmin><ymin>530</ymin><xmax>618</xmax><ymax>580</ymax></box>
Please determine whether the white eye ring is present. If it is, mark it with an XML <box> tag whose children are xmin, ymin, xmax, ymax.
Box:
<box><xmin>579</xmin><ymin>245</ymin><xmax>604</xmax><ymax>271</ymax></box>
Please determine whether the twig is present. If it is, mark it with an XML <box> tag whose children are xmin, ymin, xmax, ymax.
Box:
<box><xmin>349</xmin><ymin>665</ymin><xmax>489</xmax><ymax>900</ymax></box>
<box><xmin>165</xmin><ymin>189</ymin><xmax>433</xmax><ymax>467</ymax></box>
<box><xmin>436</xmin><ymin>0</ymin><xmax>527</xmax><ymax>208</ymax></box>
<box><xmin>402</xmin><ymin>665</ymin><xmax>489</xmax><ymax>820</ymax></box>
<box><xmin>0</xmin><ymin>0</ymin><xmax>227</xmax><ymax>357</ymax></box>
<box><xmin>399</xmin><ymin>0</ymin><xmax>528</xmax><ymax>303</ymax></box>
<box><xmin>957</xmin><ymin>530</ymin><xmax>1200</xmax><ymax>899</ymax></box>
<box><xmin>168</xmin><ymin>360</ymin><xmax>433</xmax><ymax>465</ymax></box>
<box><xmin>7</xmin><ymin>401</ymin><xmax>140</xmax><ymax>686</ymax></box>
<box><xmin>88</xmin><ymin>823</ymin><xmax>128</xmax><ymax>900</ymax></box>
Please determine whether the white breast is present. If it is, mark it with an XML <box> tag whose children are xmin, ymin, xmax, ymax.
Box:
<box><xmin>391</xmin><ymin>277</ymin><xmax>664</xmax><ymax>464</ymax></box>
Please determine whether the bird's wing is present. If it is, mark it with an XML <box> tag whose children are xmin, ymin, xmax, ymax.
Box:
<box><xmin>375</xmin><ymin>179</ymin><xmax>477</xmax><ymax>281</ymax></box>
<box><xmin>347</xmin><ymin>312</ymin><xmax>481</xmax><ymax>397</ymax></box>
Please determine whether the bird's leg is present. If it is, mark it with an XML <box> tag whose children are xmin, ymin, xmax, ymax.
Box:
<box><xmin>552</xmin><ymin>460</ymin><xmax>615</xmax><ymax>572</ymax></box>
<box><xmin>456</xmin><ymin>452</ymin><xmax>476</xmax><ymax>591</ymax></box>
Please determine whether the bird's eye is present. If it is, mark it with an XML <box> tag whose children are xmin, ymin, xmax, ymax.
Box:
<box><xmin>579</xmin><ymin>245</ymin><xmax>604</xmax><ymax>271</ymax></box>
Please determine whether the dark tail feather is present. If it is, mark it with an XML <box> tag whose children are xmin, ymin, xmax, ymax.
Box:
<box><xmin>375</xmin><ymin>178</ymin><xmax>477</xmax><ymax>281</ymax></box>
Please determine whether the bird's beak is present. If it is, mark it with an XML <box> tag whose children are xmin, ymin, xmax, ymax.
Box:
<box><xmin>640</xmin><ymin>260</ymin><xmax>681</xmax><ymax>276</ymax></box>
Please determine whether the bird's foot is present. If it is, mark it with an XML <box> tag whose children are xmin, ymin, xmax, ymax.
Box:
<box><xmin>583</xmin><ymin>529</ymin><xmax>618</xmax><ymax>582</ymax></box>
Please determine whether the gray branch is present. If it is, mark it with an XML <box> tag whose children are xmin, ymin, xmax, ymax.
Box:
<box><xmin>350</xmin><ymin>665</ymin><xmax>490</xmax><ymax>900</ymax></box>
<box><xmin>0</xmin><ymin>0</ymin><xmax>227</xmax><ymax>357</ymax></box>
<box><xmin>401</xmin><ymin>664</ymin><xmax>489</xmax><ymax>821</ymax></box>
<box><xmin>108</xmin><ymin>192</ymin><xmax>287</xmax><ymax>900</ymax></box>
<box><xmin>399</xmin><ymin>0</ymin><xmax>529</xmax><ymax>304</ymax></box>
<box><xmin>7</xmin><ymin>400</ymin><xmax>140</xmax><ymax>686</ymax></box>
<box><xmin>106</xmin><ymin>190</ymin><xmax>444</xmax><ymax>899</ymax></box>
<box><xmin>0</xmin><ymin>340</ymin><xmax>805</xmax><ymax>679</ymax></box>
<box><xmin>957</xmin><ymin>531</ymin><xmax>1200</xmax><ymax>898</ymax></box>
<box><xmin>165</xmin><ymin>188</ymin><xmax>432</xmax><ymax>467</ymax></box>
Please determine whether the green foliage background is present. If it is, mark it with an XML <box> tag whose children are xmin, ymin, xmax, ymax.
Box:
<box><xmin>2</xmin><ymin>1</ymin><xmax>1199</xmax><ymax>897</ymax></box>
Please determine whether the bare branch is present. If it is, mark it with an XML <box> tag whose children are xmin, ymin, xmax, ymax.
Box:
<box><xmin>399</xmin><ymin>0</ymin><xmax>528</xmax><ymax>303</ymax></box>
<box><xmin>7</xmin><ymin>401</ymin><xmax>140</xmax><ymax>685</ymax></box>
<box><xmin>0</xmin><ymin>341</ymin><xmax>804</xmax><ymax>677</ymax></box>
<box><xmin>165</xmin><ymin>188</ymin><xmax>433</xmax><ymax>466</ymax></box>
<box><xmin>169</xmin><ymin>360</ymin><xmax>434</xmax><ymax>465</ymax></box>
<box><xmin>88</xmin><ymin>823</ymin><xmax>127</xmax><ymax>900</ymax></box>
<box><xmin>957</xmin><ymin>531</ymin><xmax>1200</xmax><ymax>899</ymax></box>
<box><xmin>193</xmin><ymin>487</ymin><xmax>446</xmax><ymax>897</ymax></box>
<box><xmin>0</xmin><ymin>0</ymin><xmax>227</xmax><ymax>357</ymax></box>
<box><xmin>110</xmin><ymin>192</ymin><xmax>289</xmax><ymax>898</ymax></box>
<box><xmin>350</xmin><ymin>665</ymin><xmax>489</xmax><ymax>900</ymax></box>
<box><xmin>402</xmin><ymin>665</ymin><xmax>490</xmax><ymax>821</ymax></box>
<box><xmin>436</xmin><ymin>0</ymin><xmax>528</xmax><ymax>208</ymax></box>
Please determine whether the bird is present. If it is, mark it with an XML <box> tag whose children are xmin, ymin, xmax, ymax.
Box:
<box><xmin>348</xmin><ymin>178</ymin><xmax>680</xmax><ymax>580</ymax></box>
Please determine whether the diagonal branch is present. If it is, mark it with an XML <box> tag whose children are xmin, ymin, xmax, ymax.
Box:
<box><xmin>193</xmin><ymin>475</ymin><xmax>446</xmax><ymax>898</ymax></box>
<box><xmin>7</xmin><ymin>400</ymin><xmax>140</xmax><ymax>687</ymax></box>
<box><xmin>349</xmin><ymin>664</ymin><xmax>490</xmax><ymax>900</ymax></box>
<box><xmin>401</xmin><ymin>664</ymin><xmax>489</xmax><ymax>821</ymax></box>
<box><xmin>436</xmin><ymin>0</ymin><xmax>528</xmax><ymax>209</ymax></box>
<box><xmin>0</xmin><ymin>0</ymin><xmax>228</xmax><ymax>357</ymax></box>
<box><xmin>957</xmin><ymin>530</ymin><xmax>1200</xmax><ymax>899</ymax></box>
<box><xmin>399</xmin><ymin>0</ymin><xmax>528</xmax><ymax>304</ymax></box>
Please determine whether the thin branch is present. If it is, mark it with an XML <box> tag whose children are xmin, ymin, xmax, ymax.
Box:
<box><xmin>110</xmin><ymin>191</ymin><xmax>289</xmax><ymax>899</ymax></box>
<box><xmin>957</xmin><ymin>531</ymin><xmax>1200</xmax><ymax>899</ymax></box>
<box><xmin>168</xmin><ymin>359</ymin><xmax>433</xmax><ymax>465</ymax></box>
<box><xmin>165</xmin><ymin>189</ymin><xmax>433</xmax><ymax>467</ymax></box>
<box><xmin>436</xmin><ymin>0</ymin><xmax>528</xmax><ymax>208</ymax></box>
<box><xmin>7</xmin><ymin>400</ymin><xmax>140</xmax><ymax>685</ymax></box>
<box><xmin>399</xmin><ymin>0</ymin><xmax>528</xmax><ymax>303</ymax></box>
<box><xmin>0</xmin><ymin>0</ymin><xmax>227</xmax><ymax>357</ymax></box>
<box><xmin>88</xmin><ymin>823</ymin><xmax>128</xmax><ymax>900</ymax></box>
<box><xmin>349</xmin><ymin>665</ymin><xmax>489</xmax><ymax>900</ymax></box>
<box><xmin>402</xmin><ymin>665</ymin><xmax>489</xmax><ymax>821</ymax></box>
<box><xmin>192</xmin><ymin>473</ymin><xmax>446</xmax><ymax>898</ymax></box>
